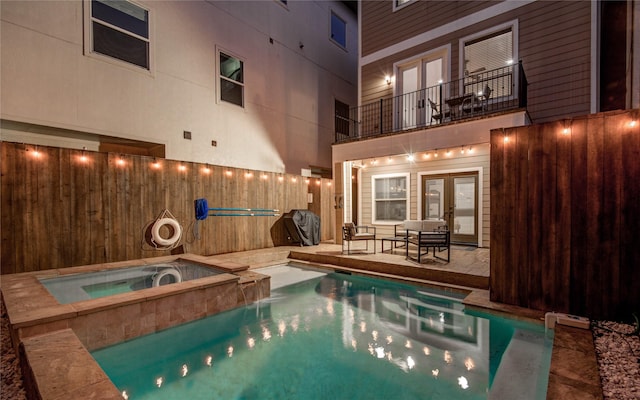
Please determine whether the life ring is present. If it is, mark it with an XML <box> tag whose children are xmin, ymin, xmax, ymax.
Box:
<box><xmin>152</xmin><ymin>268</ymin><xmax>182</xmax><ymax>287</ymax></box>
<box><xmin>151</xmin><ymin>218</ymin><xmax>182</xmax><ymax>247</ymax></box>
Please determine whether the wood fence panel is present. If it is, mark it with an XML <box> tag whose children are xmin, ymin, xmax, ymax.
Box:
<box><xmin>554</xmin><ymin>121</ymin><xmax>572</xmax><ymax>313</ymax></box>
<box><xmin>584</xmin><ymin>116</ymin><xmax>605</xmax><ymax>318</ymax></box>
<box><xmin>1</xmin><ymin>142</ymin><xmax>327</xmax><ymax>274</ymax></box>
<box><xmin>1</xmin><ymin>143</ymin><xmax>17</xmax><ymax>274</ymax></box>
<box><xmin>527</xmin><ymin>125</ymin><xmax>544</xmax><ymax>310</ymax></box>
<box><xmin>489</xmin><ymin>130</ymin><xmax>506</xmax><ymax>303</ymax></box>
<box><xmin>619</xmin><ymin>113</ymin><xmax>640</xmax><ymax>318</ymax></box>
<box><xmin>491</xmin><ymin>110</ymin><xmax>640</xmax><ymax>320</ymax></box>
<box><xmin>569</xmin><ymin>116</ymin><xmax>589</xmax><ymax>315</ymax></box>
<box><xmin>601</xmin><ymin>113</ymin><xmax>624</xmax><ymax>317</ymax></box>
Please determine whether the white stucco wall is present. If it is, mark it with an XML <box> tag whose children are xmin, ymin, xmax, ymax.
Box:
<box><xmin>0</xmin><ymin>0</ymin><xmax>357</xmax><ymax>174</ymax></box>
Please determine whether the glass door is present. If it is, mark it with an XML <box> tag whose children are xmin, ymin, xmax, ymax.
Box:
<box><xmin>397</xmin><ymin>54</ymin><xmax>445</xmax><ymax>130</ymax></box>
<box><xmin>399</xmin><ymin>64</ymin><xmax>419</xmax><ymax>129</ymax></box>
<box><xmin>422</xmin><ymin>172</ymin><xmax>478</xmax><ymax>244</ymax></box>
<box><xmin>423</xmin><ymin>57</ymin><xmax>443</xmax><ymax>124</ymax></box>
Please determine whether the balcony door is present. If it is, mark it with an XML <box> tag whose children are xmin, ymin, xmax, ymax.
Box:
<box><xmin>422</xmin><ymin>172</ymin><xmax>478</xmax><ymax>245</ymax></box>
<box><xmin>397</xmin><ymin>53</ymin><xmax>446</xmax><ymax>130</ymax></box>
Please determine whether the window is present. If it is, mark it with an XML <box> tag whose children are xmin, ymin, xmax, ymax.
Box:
<box><xmin>219</xmin><ymin>51</ymin><xmax>244</xmax><ymax>107</ymax></box>
<box><xmin>464</xmin><ymin>29</ymin><xmax>512</xmax><ymax>76</ymax></box>
<box><xmin>394</xmin><ymin>0</ymin><xmax>415</xmax><ymax>11</ymax></box>
<box><xmin>462</xmin><ymin>24</ymin><xmax>516</xmax><ymax>99</ymax></box>
<box><xmin>90</xmin><ymin>0</ymin><xmax>150</xmax><ymax>69</ymax></box>
<box><xmin>335</xmin><ymin>99</ymin><xmax>350</xmax><ymax>138</ymax></box>
<box><xmin>372</xmin><ymin>174</ymin><xmax>410</xmax><ymax>223</ymax></box>
<box><xmin>330</xmin><ymin>11</ymin><xmax>347</xmax><ymax>49</ymax></box>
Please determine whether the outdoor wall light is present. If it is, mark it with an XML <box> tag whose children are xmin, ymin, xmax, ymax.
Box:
<box><xmin>385</xmin><ymin>76</ymin><xmax>392</xmax><ymax>85</ymax></box>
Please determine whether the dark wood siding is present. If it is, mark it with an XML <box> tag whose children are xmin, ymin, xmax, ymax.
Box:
<box><xmin>0</xmin><ymin>142</ymin><xmax>334</xmax><ymax>274</ymax></box>
<box><xmin>490</xmin><ymin>110</ymin><xmax>640</xmax><ymax>320</ymax></box>
<box><xmin>360</xmin><ymin>1</ymin><xmax>592</xmax><ymax>124</ymax></box>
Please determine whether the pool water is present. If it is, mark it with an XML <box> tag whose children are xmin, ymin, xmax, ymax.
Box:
<box><xmin>40</xmin><ymin>261</ymin><xmax>221</xmax><ymax>304</ymax></box>
<box><xmin>92</xmin><ymin>265</ymin><xmax>553</xmax><ymax>400</ymax></box>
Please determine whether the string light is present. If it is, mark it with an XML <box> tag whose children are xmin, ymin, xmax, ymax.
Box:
<box><xmin>261</xmin><ymin>174</ymin><xmax>268</xmax><ymax>180</ymax></box>
<box><xmin>245</xmin><ymin>172</ymin><xmax>253</xmax><ymax>179</ymax></box>
<box><xmin>460</xmin><ymin>146</ymin><xmax>465</xmax><ymax>155</ymax></box>
<box><xmin>178</xmin><ymin>164</ymin><xmax>187</xmax><ymax>172</ymax></box>
<box><xmin>291</xmin><ymin>177</ymin><xmax>297</xmax><ymax>183</ymax></box>
<box><xmin>434</xmin><ymin>149</ymin><xmax>439</xmax><ymax>158</ymax></box>
<box><xmin>225</xmin><ymin>170</ymin><xmax>233</xmax><ymax>177</ymax></box>
<box><xmin>278</xmin><ymin>176</ymin><xmax>284</xmax><ymax>182</ymax></box>
<box><xmin>202</xmin><ymin>164</ymin><xmax>211</xmax><ymax>174</ymax></box>
<box><xmin>116</xmin><ymin>154</ymin><xmax>125</xmax><ymax>166</ymax></box>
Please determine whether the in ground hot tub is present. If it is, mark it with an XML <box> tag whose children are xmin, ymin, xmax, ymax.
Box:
<box><xmin>39</xmin><ymin>261</ymin><xmax>222</xmax><ymax>304</ymax></box>
<box><xmin>1</xmin><ymin>254</ymin><xmax>270</xmax><ymax>352</ymax></box>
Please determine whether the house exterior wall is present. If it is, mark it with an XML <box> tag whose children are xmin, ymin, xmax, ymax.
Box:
<box><xmin>358</xmin><ymin>143</ymin><xmax>491</xmax><ymax>247</ymax></box>
<box><xmin>0</xmin><ymin>0</ymin><xmax>357</xmax><ymax>174</ymax></box>
<box><xmin>360</xmin><ymin>0</ymin><xmax>593</xmax><ymax>123</ymax></box>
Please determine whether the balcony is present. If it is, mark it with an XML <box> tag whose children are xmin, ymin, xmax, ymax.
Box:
<box><xmin>335</xmin><ymin>62</ymin><xmax>527</xmax><ymax>144</ymax></box>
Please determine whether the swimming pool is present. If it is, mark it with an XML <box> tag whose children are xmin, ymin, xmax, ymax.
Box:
<box><xmin>39</xmin><ymin>261</ymin><xmax>222</xmax><ymax>304</ymax></box>
<box><xmin>92</xmin><ymin>264</ymin><xmax>553</xmax><ymax>400</ymax></box>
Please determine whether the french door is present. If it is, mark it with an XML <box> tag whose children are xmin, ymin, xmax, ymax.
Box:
<box><xmin>397</xmin><ymin>55</ymin><xmax>445</xmax><ymax>129</ymax></box>
<box><xmin>422</xmin><ymin>172</ymin><xmax>478</xmax><ymax>245</ymax></box>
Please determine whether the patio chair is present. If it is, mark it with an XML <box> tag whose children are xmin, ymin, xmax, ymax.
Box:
<box><xmin>342</xmin><ymin>222</ymin><xmax>376</xmax><ymax>255</ymax></box>
<box><xmin>462</xmin><ymin>85</ymin><xmax>492</xmax><ymax>115</ymax></box>
<box><xmin>428</xmin><ymin>99</ymin><xmax>450</xmax><ymax>123</ymax></box>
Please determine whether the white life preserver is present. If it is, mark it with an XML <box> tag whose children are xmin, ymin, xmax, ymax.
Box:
<box><xmin>151</xmin><ymin>218</ymin><xmax>182</xmax><ymax>247</ymax></box>
<box><xmin>152</xmin><ymin>268</ymin><xmax>182</xmax><ymax>287</ymax></box>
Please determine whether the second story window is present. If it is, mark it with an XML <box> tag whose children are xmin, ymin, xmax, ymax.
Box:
<box><xmin>219</xmin><ymin>51</ymin><xmax>244</xmax><ymax>107</ymax></box>
<box><xmin>462</xmin><ymin>24</ymin><xmax>515</xmax><ymax>99</ymax></box>
<box><xmin>90</xmin><ymin>0</ymin><xmax>150</xmax><ymax>69</ymax></box>
<box><xmin>464</xmin><ymin>28</ymin><xmax>513</xmax><ymax>77</ymax></box>
<box><xmin>330</xmin><ymin>11</ymin><xmax>347</xmax><ymax>49</ymax></box>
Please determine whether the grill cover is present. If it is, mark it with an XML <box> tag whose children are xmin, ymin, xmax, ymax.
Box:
<box><xmin>283</xmin><ymin>210</ymin><xmax>320</xmax><ymax>246</ymax></box>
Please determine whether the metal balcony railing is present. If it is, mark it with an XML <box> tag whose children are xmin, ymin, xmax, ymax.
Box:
<box><xmin>335</xmin><ymin>61</ymin><xmax>528</xmax><ymax>144</ymax></box>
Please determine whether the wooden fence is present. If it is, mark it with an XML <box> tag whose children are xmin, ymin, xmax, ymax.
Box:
<box><xmin>1</xmin><ymin>142</ymin><xmax>334</xmax><ymax>274</ymax></box>
<box><xmin>490</xmin><ymin>110</ymin><xmax>640</xmax><ymax>320</ymax></box>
